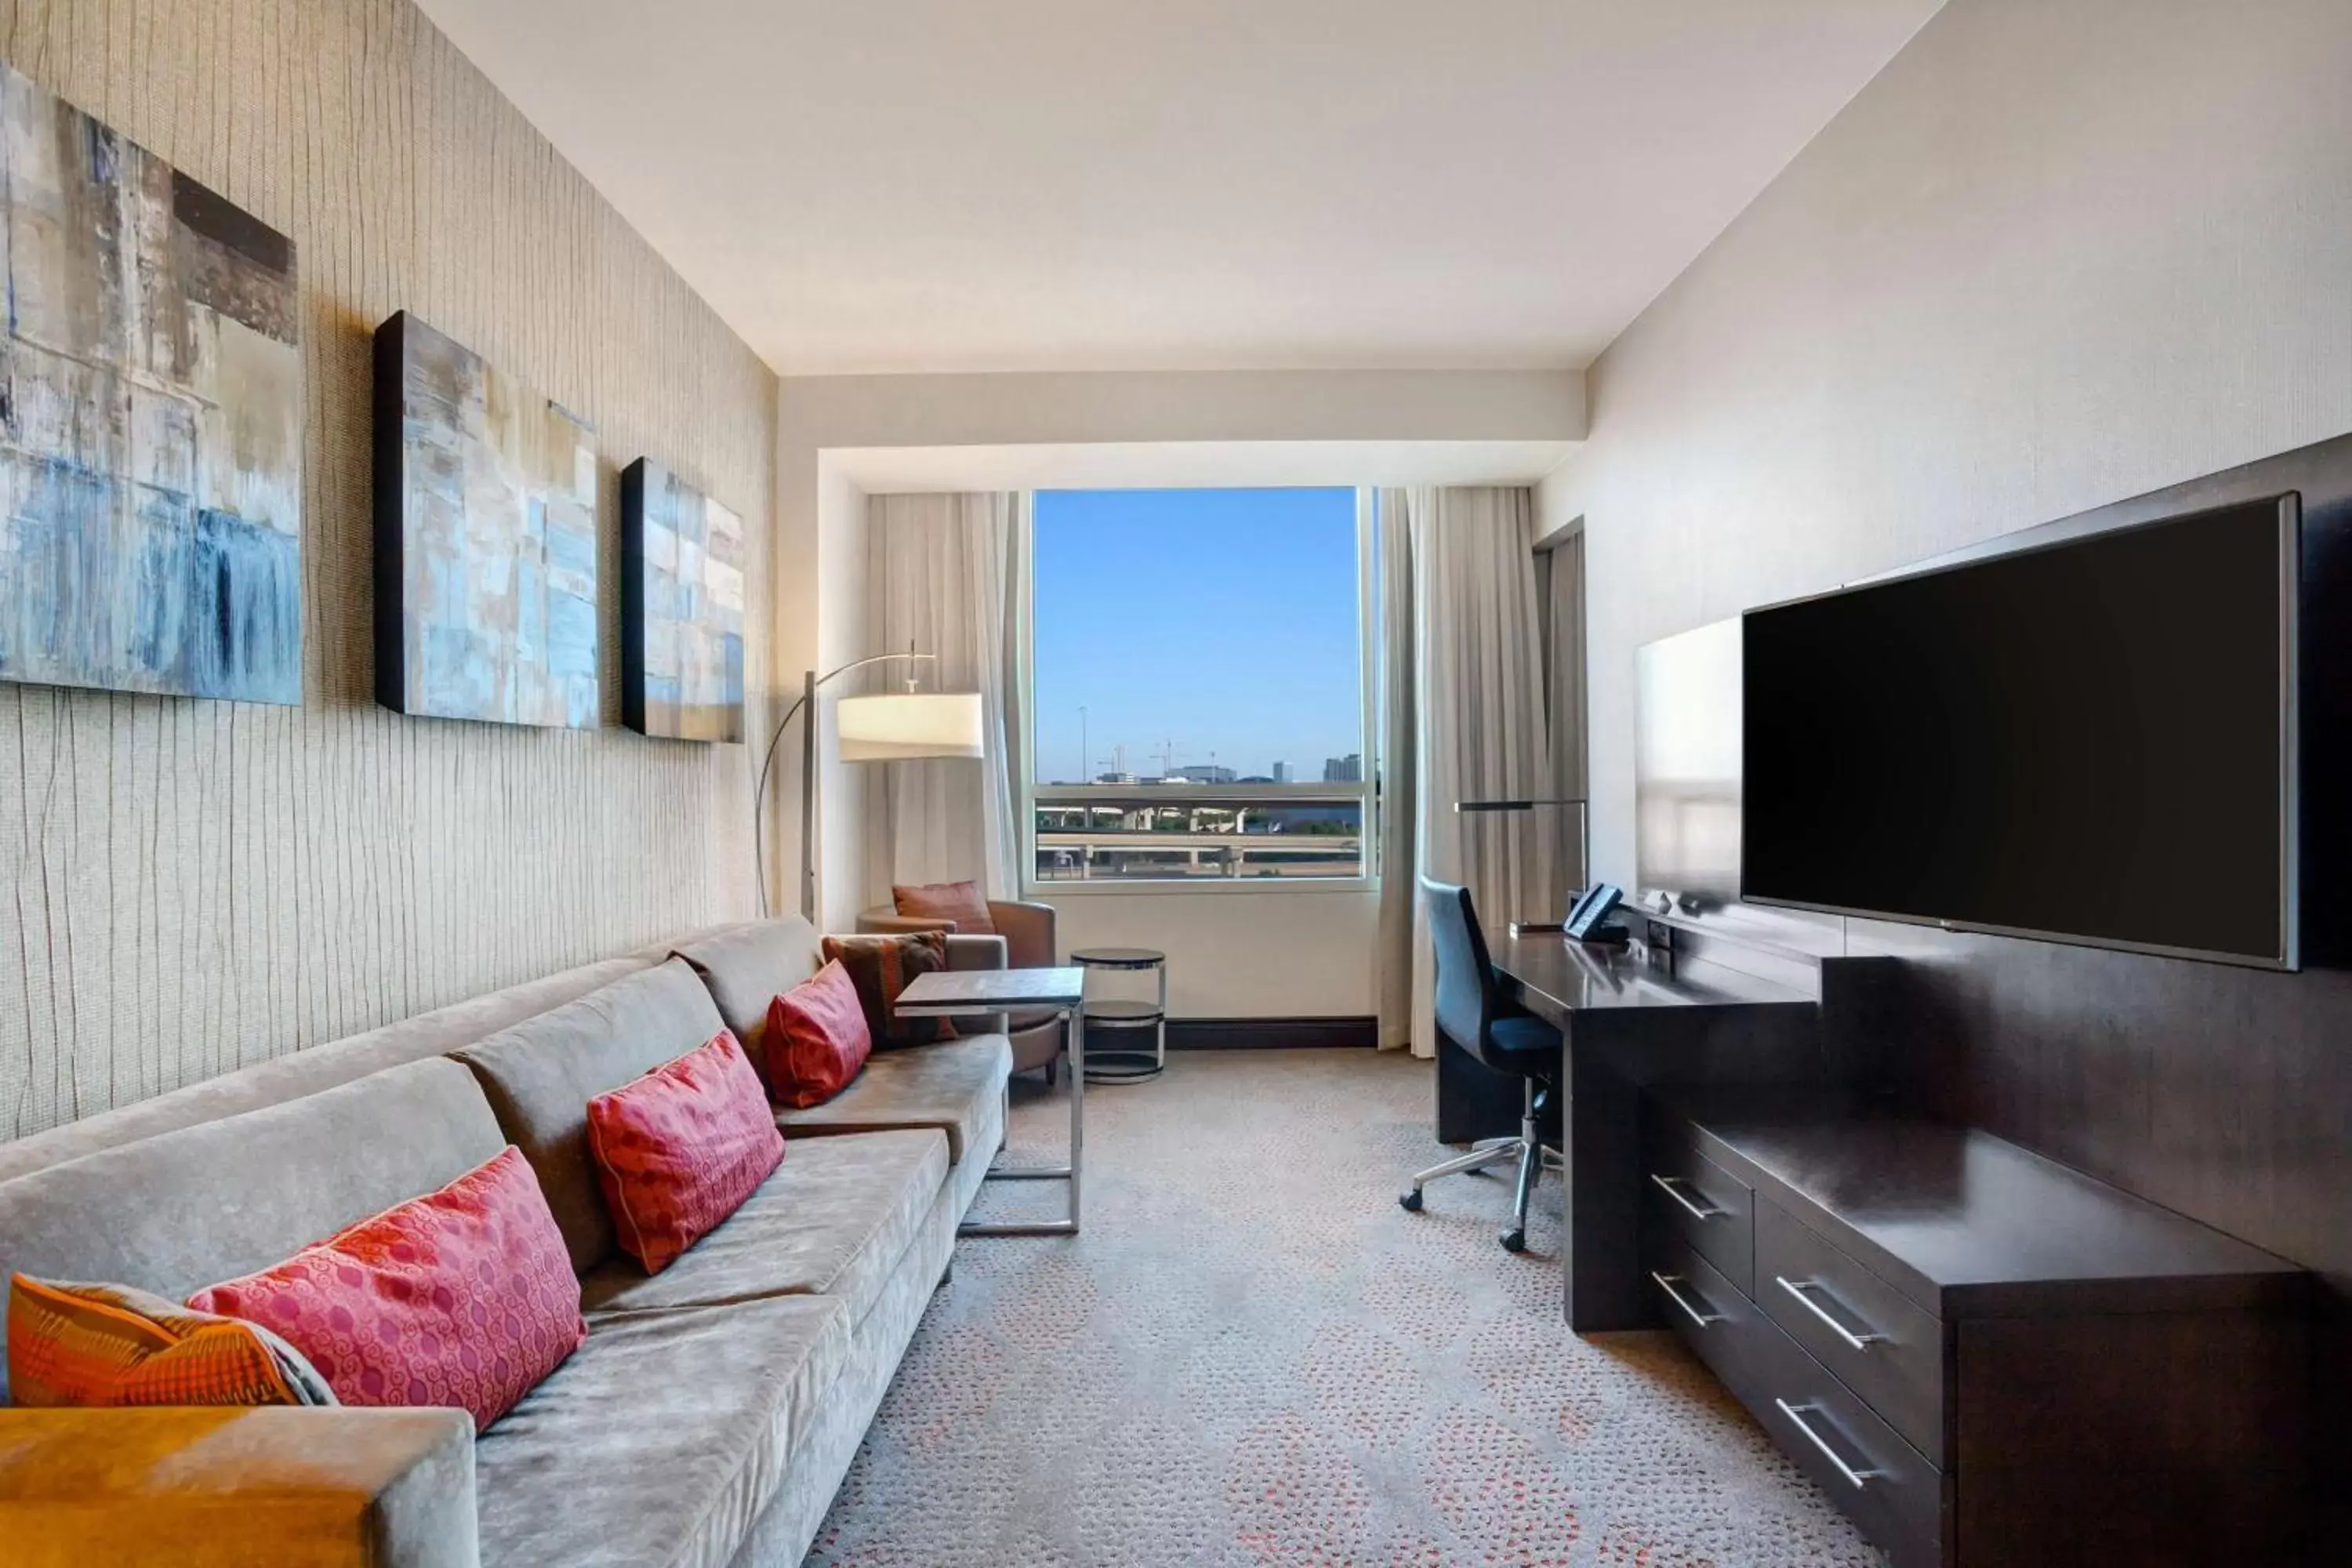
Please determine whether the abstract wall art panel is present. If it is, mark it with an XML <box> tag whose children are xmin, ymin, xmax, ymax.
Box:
<box><xmin>0</xmin><ymin>62</ymin><xmax>303</xmax><ymax>705</ymax></box>
<box><xmin>621</xmin><ymin>459</ymin><xmax>745</xmax><ymax>742</ymax></box>
<box><xmin>373</xmin><ymin>310</ymin><xmax>599</xmax><ymax>728</ymax></box>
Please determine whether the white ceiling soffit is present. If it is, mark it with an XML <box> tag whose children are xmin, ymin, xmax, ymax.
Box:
<box><xmin>827</xmin><ymin>440</ymin><xmax>1580</xmax><ymax>495</ymax></box>
<box><xmin>419</xmin><ymin>0</ymin><xmax>1944</xmax><ymax>376</ymax></box>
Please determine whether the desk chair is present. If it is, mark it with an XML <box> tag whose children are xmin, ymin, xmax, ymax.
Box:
<box><xmin>1399</xmin><ymin>877</ymin><xmax>1564</xmax><ymax>1253</ymax></box>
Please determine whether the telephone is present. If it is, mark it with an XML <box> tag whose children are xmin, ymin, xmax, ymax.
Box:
<box><xmin>1564</xmin><ymin>882</ymin><xmax>1629</xmax><ymax>944</ymax></box>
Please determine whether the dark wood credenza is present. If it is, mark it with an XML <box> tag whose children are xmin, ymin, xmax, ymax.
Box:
<box><xmin>1641</xmin><ymin>1096</ymin><xmax>2312</xmax><ymax>1567</ymax></box>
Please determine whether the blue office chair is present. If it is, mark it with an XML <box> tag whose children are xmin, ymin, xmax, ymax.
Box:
<box><xmin>1399</xmin><ymin>876</ymin><xmax>1564</xmax><ymax>1253</ymax></box>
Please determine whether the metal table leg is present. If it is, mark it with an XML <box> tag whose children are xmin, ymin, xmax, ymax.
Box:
<box><xmin>960</xmin><ymin>1004</ymin><xmax>1083</xmax><ymax>1236</ymax></box>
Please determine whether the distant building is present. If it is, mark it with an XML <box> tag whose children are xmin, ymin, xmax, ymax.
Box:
<box><xmin>1322</xmin><ymin>753</ymin><xmax>1363</xmax><ymax>783</ymax></box>
<box><xmin>1094</xmin><ymin>771</ymin><xmax>1138</xmax><ymax>785</ymax></box>
<box><xmin>1271</xmin><ymin>761</ymin><xmax>1291</xmax><ymax>782</ymax></box>
<box><xmin>1170</xmin><ymin>764</ymin><xmax>1236</xmax><ymax>784</ymax></box>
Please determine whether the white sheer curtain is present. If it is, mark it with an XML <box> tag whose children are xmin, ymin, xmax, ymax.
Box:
<box><xmin>1375</xmin><ymin>486</ymin><xmax>1557</xmax><ymax>1057</ymax></box>
<box><xmin>858</xmin><ymin>492</ymin><xmax>1024</xmax><ymax>906</ymax></box>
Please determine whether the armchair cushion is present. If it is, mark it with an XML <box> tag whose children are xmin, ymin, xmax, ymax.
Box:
<box><xmin>890</xmin><ymin>879</ymin><xmax>996</xmax><ymax>933</ymax></box>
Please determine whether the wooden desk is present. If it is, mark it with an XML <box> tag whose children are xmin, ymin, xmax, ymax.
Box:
<box><xmin>1474</xmin><ymin>934</ymin><xmax>1821</xmax><ymax>1330</ymax></box>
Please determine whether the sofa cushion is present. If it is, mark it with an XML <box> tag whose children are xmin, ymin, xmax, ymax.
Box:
<box><xmin>586</xmin><ymin>1031</ymin><xmax>783</xmax><ymax>1274</ymax></box>
<box><xmin>579</xmin><ymin>1128</ymin><xmax>946</xmax><ymax>1323</ymax></box>
<box><xmin>670</xmin><ymin>917</ymin><xmax>826</xmax><ymax>1065</ymax></box>
<box><xmin>0</xmin><ymin>939</ymin><xmax>702</xmax><ymax>1189</ymax></box>
<box><xmin>473</xmin><ymin>1294</ymin><xmax>851</xmax><ymax>1568</ymax></box>
<box><xmin>190</xmin><ymin>1147</ymin><xmax>585</xmax><ymax>1432</ymax></box>
<box><xmin>0</xmin><ymin>1058</ymin><xmax>506</xmax><ymax>1404</ymax></box>
<box><xmin>774</xmin><ymin>1034</ymin><xmax>1011</xmax><ymax>1166</ymax></box>
<box><xmin>451</xmin><ymin>960</ymin><xmax>729</xmax><ymax>1274</ymax></box>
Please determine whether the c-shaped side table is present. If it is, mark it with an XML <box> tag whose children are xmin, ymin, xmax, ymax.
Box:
<box><xmin>892</xmin><ymin>965</ymin><xmax>1087</xmax><ymax>1236</ymax></box>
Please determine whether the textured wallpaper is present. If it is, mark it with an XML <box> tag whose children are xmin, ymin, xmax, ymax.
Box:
<box><xmin>0</xmin><ymin>0</ymin><xmax>778</xmax><ymax>1137</ymax></box>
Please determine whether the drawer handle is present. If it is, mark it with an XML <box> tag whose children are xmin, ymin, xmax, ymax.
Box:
<box><xmin>1775</xmin><ymin>1276</ymin><xmax>1888</xmax><ymax>1352</ymax></box>
<box><xmin>1650</xmin><ymin>1270</ymin><xmax>1724</xmax><ymax>1328</ymax></box>
<box><xmin>1649</xmin><ymin>1173</ymin><xmax>1728</xmax><ymax>1221</ymax></box>
<box><xmin>1774</xmin><ymin>1399</ymin><xmax>1886</xmax><ymax>1490</ymax></box>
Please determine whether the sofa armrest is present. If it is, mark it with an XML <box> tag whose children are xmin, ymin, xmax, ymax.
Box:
<box><xmin>943</xmin><ymin>933</ymin><xmax>1009</xmax><ymax>973</ymax></box>
<box><xmin>0</xmin><ymin>1406</ymin><xmax>477</xmax><ymax>1568</ymax></box>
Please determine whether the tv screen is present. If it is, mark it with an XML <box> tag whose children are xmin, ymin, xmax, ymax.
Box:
<box><xmin>1743</xmin><ymin>495</ymin><xmax>2298</xmax><ymax>967</ymax></box>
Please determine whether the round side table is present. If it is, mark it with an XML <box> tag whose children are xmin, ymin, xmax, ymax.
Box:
<box><xmin>1071</xmin><ymin>947</ymin><xmax>1166</xmax><ymax>1083</ymax></box>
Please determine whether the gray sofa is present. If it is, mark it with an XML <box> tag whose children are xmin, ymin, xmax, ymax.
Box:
<box><xmin>0</xmin><ymin>916</ymin><xmax>1013</xmax><ymax>1568</ymax></box>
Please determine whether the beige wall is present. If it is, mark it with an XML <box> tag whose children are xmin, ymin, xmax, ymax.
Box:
<box><xmin>0</xmin><ymin>0</ymin><xmax>779</xmax><ymax>1138</ymax></box>
<box><xmin>1540</xmin><ymin>0</ymin><xmax>2352</xmax><ymax>885</ymax></box>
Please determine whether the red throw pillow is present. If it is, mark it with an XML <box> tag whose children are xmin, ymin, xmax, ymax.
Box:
<box><xmin>764</xmin><ymin>960</ymin><xmax>873</xmax><ymax>1108</ymax></box>
<box><xmin>822</xmin><ymin>930</ymin><xmax>960</xmax><ymax>1047</ymax></box>
<box><xmin>586</xmin><ymin>1029</ymin><xmax>785</xmax><ymax>1273</ymax></box>
<box><xmin>892</xmin><ymin>879</ymin><xmax>996</xmax><ymax>935</ymax></box>
<box><xmin>187</xmin><ymin>1146</ymin><xmax>583</xmax><ymax>1432</ymax></box>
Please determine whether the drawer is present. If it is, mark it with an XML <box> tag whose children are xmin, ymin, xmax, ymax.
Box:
<box><xmin>1642</xmin><ymin>1133</ymin><xmax>1753</xmax><ymax>1294</ymax></box>
<box><xmin>1755</xmin><ymin>1198</ymin><xmax>1947</xmax><ymax>1465</ymax></box>
<box><xmin>1750</xmin><ymin>1309</ymin><xmax>1947</xmax><ymax>1568</ymax></box>
<box><xmin>1644</xmin><ymin>1235</ymin><xmax>1769</xmax><ymax>1406</ymax></box>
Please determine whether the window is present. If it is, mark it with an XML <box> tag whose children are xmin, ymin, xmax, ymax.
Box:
<box><xmin>1024</xmin><ymin>488</ymin><xmax>1374</xmax><ymax>886</ymax></box>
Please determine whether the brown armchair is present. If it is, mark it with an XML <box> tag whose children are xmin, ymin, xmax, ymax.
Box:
<box><xmin>857</xmin><ymin>899</ymin><xmax>1064</xmax><ymax>1080</ymax></box>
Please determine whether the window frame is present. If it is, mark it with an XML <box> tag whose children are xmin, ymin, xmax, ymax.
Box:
<box><xmin>1014</xmin><ymin>486</ymin><xmax>1381</xmax><ymax>897</ymax></box>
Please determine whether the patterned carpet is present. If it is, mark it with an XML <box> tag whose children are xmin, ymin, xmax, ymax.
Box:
<box><xmin>804</xmin><ymin>1049</ymin><xmax>1880</xmax><ymax>1568</ymax></box>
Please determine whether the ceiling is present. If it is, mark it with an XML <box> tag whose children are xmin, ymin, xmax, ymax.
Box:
<box><xmin>416</xmin><ymin>0</ymin><xmax>1943</xmax><ymax>376</ymax></box>
<box><xmin>828</xmin><ymin>440</ymin><xmax>1580</xmax><ymax>495</ymax></box>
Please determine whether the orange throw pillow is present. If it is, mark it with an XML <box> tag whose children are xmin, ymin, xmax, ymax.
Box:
<box><xmin>586</xmin><ymin>1030</ymin><xmax>786</xmax><ymax>1273</ymax></box>
<box><xmin>7</xmin><ymin>1275</ymin><xmax>336</xmax><ymax>1408</ymax></box>
<box><xmin>765</xmin><ymin>960</ymin><xmax>873</xmax><ymax>1108</ymax></box>
<box><xmin>892</xmin><ymin>879</ymin><xmax>996</xmax><ymax>934</ymax></box>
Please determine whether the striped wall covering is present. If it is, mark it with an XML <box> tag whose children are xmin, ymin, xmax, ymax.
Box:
<box><xmin>0</xmin><ymin>0</ymin><xmax>779</xmax><ymax>1137</ymax></box>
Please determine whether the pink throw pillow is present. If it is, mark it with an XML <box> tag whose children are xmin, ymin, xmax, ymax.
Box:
<box><xmin>187</xmin><ymin>1146</ymin><xmax>584</xmax><ymax>1432</ymax></box>
<box><xmin>765</xmin><ymin>960</ymin><xmax>873</xmax><ymax>1109</ymax></box>
<box><xmin>586</xmin><ymin>1030</ymin><xmax>785</xmax><ymax>1273</ymax></box>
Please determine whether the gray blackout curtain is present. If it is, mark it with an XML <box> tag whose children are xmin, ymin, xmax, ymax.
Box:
<box><xmin>1376</xmin><ymin>486</ymin><xmax>1560</xmax><ymax>1057</ymax></box>
<box><xmin>860</xmin><ymin>492</ymin><xmax>1025</xmax><ymax>905</ymax></box>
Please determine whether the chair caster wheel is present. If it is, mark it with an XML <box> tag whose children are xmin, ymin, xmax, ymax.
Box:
<box><xmin>1499</xmin><ymin>1229</ymin><xmax>1526</xmax><ymax>1253</ymax></box>
<box><xmin>1399</xmin><ymin>1190</ymin><xmax>1424</xmax><ymax>1213</ymax></box>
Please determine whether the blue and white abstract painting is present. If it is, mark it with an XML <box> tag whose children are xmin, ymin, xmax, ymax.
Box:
<box><xmin>375</xmin><ymin>311</ymin><xmax>598</xmax><ymax>729</ymax></box>
<box><xmin>622</xmin><ymin>459</ymin><xmax>744</xmax><ymax>742</ymax></box>
<box><xmin>0</xmin><ymin>62</ymin><xmax>303</xmax><ymax>705</ymax></box>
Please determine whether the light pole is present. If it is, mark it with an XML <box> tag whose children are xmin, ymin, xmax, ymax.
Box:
<box><xmin>1079</xmin><ymin>706</ymin><xmax>1087</xmax><ymax>786</ymax></box>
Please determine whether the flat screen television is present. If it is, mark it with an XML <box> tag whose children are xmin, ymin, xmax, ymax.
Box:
<box><xmin>1743</xmin><ymin>494</ymin><xmax>2299</xmax><ymax>969</ymax></box>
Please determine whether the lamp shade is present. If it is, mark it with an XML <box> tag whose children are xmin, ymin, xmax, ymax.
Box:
<box><xmin>836</xmin><ymin>691</ymin><xmax>985</xmax><ymax>762</ymax></box>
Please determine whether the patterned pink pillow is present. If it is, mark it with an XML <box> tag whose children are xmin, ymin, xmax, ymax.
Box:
<box><xmin>586</xmin><ymin>1029</ymin><xmax>786</xmax><ymax>1273</ymax></box>
<box><xmin>764</xmin><ymin>960</ymin><xmax>873</xmax><ymax>1108</ymax></box>
<box><xmin>187</xmin><ymin>1146</ymin><xmax>584</xmax><ymax>1432</ymax></box>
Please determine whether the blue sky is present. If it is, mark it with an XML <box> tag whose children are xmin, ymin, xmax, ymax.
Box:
<box><xmin>1032</xmin><ymin>488</ymin><xmax>1363</xmax><ymax>783</ymax></box>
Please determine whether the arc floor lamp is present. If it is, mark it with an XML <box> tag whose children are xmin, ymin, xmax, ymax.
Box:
<box><xmin>753</xmin><ymin>648</ymin><xmax>985</xmax><ymax>920</ymax></box>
